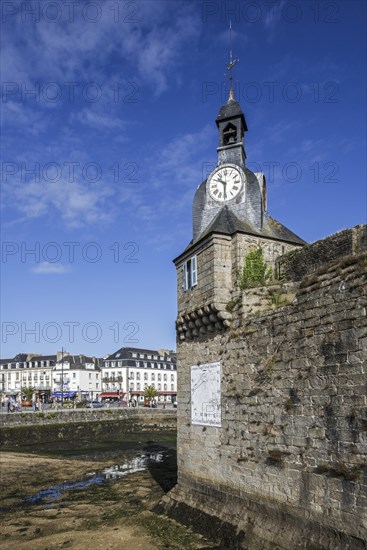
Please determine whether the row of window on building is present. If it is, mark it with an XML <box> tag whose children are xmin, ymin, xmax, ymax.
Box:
<box><xmin>0</xmin><ymin>347</ymin><xmax>177</xmax><ymax>402</ymax></box>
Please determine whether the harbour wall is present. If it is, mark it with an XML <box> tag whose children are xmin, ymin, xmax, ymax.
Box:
<box><xmin>0</xmin><ymin>409</ymin><xmax>177</xmax><ymax>446</ymax></box>
<box><xmin>163</xmin><ymin>227</ymin><xmax>367</xmax><ymax>549</ymax></box>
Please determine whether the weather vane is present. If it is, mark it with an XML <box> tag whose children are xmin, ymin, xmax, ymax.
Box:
<box><xmin>226</xmin><ymin>21</ymin><xmax>238</xmax><ymax>101</ymax></box>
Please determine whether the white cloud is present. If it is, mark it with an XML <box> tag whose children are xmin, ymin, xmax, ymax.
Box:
<box><xmin>266</xmin><ymin>121</ymin><xmax>301</xmax><ymax>145</ymax></box>
<box><xmin>32</xmin><ymin>262</ymin><xmax>71</xmax><ymax>274</ymax></box>
<box><xmin>263</xmin><ymin>0</ymin><xmax>287</xmax><ymax>43</ymax></box>
<box><xmin>1</xmin><ymin>101</ymin><xmax>49</xmax><ymax>135</ymax></box>
<box><xmin>4</xmin><ymin>173</ymin><xmax>114</xmax><ymax>229</ymax></box>
<box><xmin>151</xmin><ymin>124</ymin><xmax>216</xmax><ymax>187</ymax></box>
<box><xmin>117</xmin><ymin>124</ymin><xmax>217</xmax><ymax>248</ymax></box>
<box><xmin>264</xmin><ymin>0</ymin><xmax>287</xmax><ymax>28</ymax></box>
<box><xmin>71</xmin><ymin>109</ymin><xmax>126</xmax><ymax>131</ymax></box>
<box><xmin>1</xmin><ymin>1</ymin><xmax>202</xmax><ymax>232</ymax></box>
<box><xmin>2</xmin><ymin>1</ymin><xmax>201</xmax><ymax>95</ymax></box>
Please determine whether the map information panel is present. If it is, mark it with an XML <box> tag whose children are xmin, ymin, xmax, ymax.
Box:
<box><xmin>191</xmin><ymin>362</ymin><xmax>221</xmax><ymax>427</ymax></box>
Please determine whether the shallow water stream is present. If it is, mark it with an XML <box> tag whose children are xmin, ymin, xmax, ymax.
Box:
<box><xmin>26</xmin><ymin>449</ymin><xmax>171</xmax><ymax>507</ymax></box>
<box><xmin>0</xmin><ymin>435</ymin><xmax>218</xmax><ymax>549</ymax></box>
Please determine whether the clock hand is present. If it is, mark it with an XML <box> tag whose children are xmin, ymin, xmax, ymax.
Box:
<box><xmin>222</xmin><ymin>181</ymin><xmax>227</xmax><ymax>199</ymax></box>
<box><xmin>217</xmin><ymin>178</ymin><xmax>227</xmax><ymax>186</ymax></box>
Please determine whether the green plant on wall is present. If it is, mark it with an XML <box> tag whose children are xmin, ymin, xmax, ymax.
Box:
<box><xmin>237</xmin><ymin>247</ymin><xmax>273</xmax><ymax>290</ymax></box>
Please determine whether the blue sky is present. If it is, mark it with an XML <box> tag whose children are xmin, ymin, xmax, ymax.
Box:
<box><xmin>1</xmin><ymin>0</ymin><xmax>366</xmax><ymax>358</ymax></box>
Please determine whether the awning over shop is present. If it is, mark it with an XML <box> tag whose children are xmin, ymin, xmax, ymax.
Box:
<box><xmin>51</xmin><ymin>391</ymin><xmax>77</xmax><ymax>398</ymax></box>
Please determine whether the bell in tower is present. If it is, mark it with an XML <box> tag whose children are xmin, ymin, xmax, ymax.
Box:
<box><xmin>223</xmin><ymin>123</ymin><xmax>237</xmax><ymax>144</ymax></box>
<box><xmin>174</xmin><ymin>23</ymin><xmax>305</xmax><ymax>342</ymax></box>
<box><xmin>216</xmin><ymin>97</ymin><xmax>248</xmax><ymax>166</ymax></box>
<box><xmin>215</xmin><ymin>24</ymin><xmax>248</xmax><ymax>167</ymax></box>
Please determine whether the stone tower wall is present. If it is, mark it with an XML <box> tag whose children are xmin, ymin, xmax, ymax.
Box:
<box><xmin>176</xmin><ymin>235</ymin><xmax>232</xmax><ymax>316</ymax></box>
<box><xmin>176</xmin><ymin>233</ymin><xmax>300</xmax><ymax>318</ymax></box>
<box><xmin>232</xmin><ymin>233</ymin><xmax>300</xmax><ymax>280</ymax></box>
<box><xmin>167</xmin><ymin>230</ymin><xmax>367</xmax><ymax>549</ymax></box>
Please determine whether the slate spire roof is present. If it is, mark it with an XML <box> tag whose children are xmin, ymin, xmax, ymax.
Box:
<box><xmin>174</xmin><ymin>205</ymin><xmax>306</xmax><ymax>262</ymax></box>
<box><xmin>199</xmin><ymin>205</ymin><xmax>306</xmax><ymax>245</ymax></box>
<box><xmin>215</xmin><ymin>98</ymin><xmax>248</xmax><ymax>131</ymax></box>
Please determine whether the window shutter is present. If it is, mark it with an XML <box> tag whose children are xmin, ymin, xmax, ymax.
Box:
<box><xmin>191</xmin><ymin>255</ymin><xmax>197</xmax><ymax>286</ymax></box>
<box><xmin>182</xmin><ymin>262</ymin><xmax>188</xmax><ymax>291</ymax></box>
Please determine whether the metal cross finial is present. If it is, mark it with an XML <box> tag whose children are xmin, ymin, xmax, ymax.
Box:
<box><xmin>226</xmin><ymin>21</ymin><xmax>238</xmax><ymax>101</ymax></box>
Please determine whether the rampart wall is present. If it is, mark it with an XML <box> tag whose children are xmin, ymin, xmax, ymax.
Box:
<box><xmin>276</xmin><ymin>224</ymin><xmax>366</xmax><ymax>281</ymax></box>
<box><xmin>163</xmin><ymin>229</ymin><xmax>367</xmax><ymax>550</ymax></box>
<box><xmin>0</xmin><ymin>409</ymin><xmax>177</xmax><ymax>446</ymax></box>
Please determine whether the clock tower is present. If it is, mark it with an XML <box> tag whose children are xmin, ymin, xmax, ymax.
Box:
<box><xmin>215</xmin><ymin>93</ymin><xmax>247</xmax><ymax>167</ymax></box>
<box><xmin>174</xmin><ymin>31</ymin><xmax>305</xmax><ymax>342</ymax></box>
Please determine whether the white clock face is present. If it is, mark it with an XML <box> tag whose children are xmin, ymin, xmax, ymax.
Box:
<box><xmin>208</xmin><ymin>165</ymin><xmax>243</xmax><ymax>202</ymax></box>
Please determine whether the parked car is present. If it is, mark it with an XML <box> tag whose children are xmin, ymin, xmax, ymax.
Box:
<box><xmin>86</xmin><ymin>401</ymin><xmax>104</xmax><ymax>408</ymax></box>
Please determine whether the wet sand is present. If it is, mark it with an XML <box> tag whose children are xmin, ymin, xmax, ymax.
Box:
<box><xmin>0</xmin><ymin>442</ymin><xmax>214</xmax><ymax>550</ymax></box>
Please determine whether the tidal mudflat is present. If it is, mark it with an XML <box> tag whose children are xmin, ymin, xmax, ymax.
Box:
<box><xmin>0</xmin><ymin>435</ymin><xmax>215</xmax><ymax>549</ymax></box>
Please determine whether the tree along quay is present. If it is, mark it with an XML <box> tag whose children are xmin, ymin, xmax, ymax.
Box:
<box><xmin>0</xmin><ymin>409</ymin><xmax>177</xmax><ymax>447</ymax></box>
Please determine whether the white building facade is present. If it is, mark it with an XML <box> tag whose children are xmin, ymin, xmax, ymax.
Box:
<box><xmin>0</xmin><ymin>348</ymin><xmax>177</xmax><ymax>404</ymax></box>
<box><xmin>53</xmin><ymin>355</ymin><xmax>102</xmax><ymax>400</ymax></box>
<box><xmin>102</xmin><ymin>347</ymin><xmax>177</xmax><ymax>404</ymax></box>
<box><xmin>0</xmin><ymin>354</ymin><xmax>56</xmax><ymax>401</ymax></box>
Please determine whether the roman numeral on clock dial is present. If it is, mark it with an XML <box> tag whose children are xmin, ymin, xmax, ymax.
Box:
<box><xmin>208</xmin><ymin>165</ymin><xmax>243</xmax><ymax>202</ymax></box>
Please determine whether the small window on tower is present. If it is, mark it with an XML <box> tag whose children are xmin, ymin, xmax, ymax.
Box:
<box><xmin>182</xmin><ymin>255</ymin><xmax>197</xmax><ymax>291</ymax></box>
<box><xmin>223</xmin><ymin>123</ymin><xmax>237</xmax><ymax>145</ymax></box>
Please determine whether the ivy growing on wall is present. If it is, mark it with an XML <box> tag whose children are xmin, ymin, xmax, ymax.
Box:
<box><xmin>237</xmin><ymin>247</ymin><xmax>273</xmax><ymax>290</ymax></box>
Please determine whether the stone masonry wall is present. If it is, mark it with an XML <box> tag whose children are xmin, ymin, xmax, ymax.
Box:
<box><xmin>168</xmin><ymin>251</ymin><xmax>367</xmax><ymax>549</ymax></box>
<box><xmin>232</xmin><ymin>232</ymin><xmax>301</xmax><ymax>283</ymax></box>
<box><xmin>176</xmin><ymin>236</ymin><xmax>233</xmax><ymax>340</ymax></box>
<box><xmin>176</xmin><ymin>235</ymin><xmax>232</xmax><ymax>316</ymax></box>
<box><xmin>176</xmin><ymin>233</ymin><xmax>301</xmax><ymax>343</ymax></box>
<box><xmin>0</xmin><ymin>409</ymin><xmax>177</xmax><ymax>446</ymax></box>
<box><xmin>276</xmin><ymin>224</ymin><xmax>367</xmax><ymax>282</ymax></box>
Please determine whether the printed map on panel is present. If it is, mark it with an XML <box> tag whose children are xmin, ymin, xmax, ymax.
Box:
<box><xmin>191</xmin><ymin>362</ymin><xmax>221</xmax><ymax>427</ymax></box>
